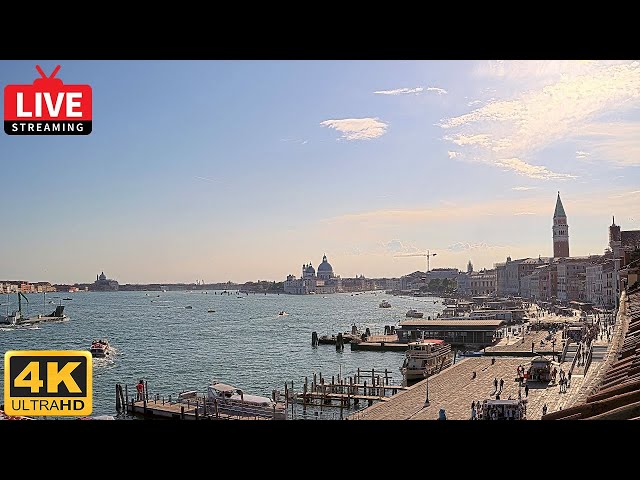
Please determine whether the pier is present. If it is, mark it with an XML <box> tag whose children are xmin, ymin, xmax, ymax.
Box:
<box><xmin>115</xmin><ymin>383</ymin><xmax>285</xmax><ymax>420</ymax></box>
<box><xmin>285</xmin><ymin>368</ymin><xmax>409</xmax><ymax>419</ymax></box>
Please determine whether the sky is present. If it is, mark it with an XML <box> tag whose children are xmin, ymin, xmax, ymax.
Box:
<box><xmin>1</xmin><ymin>60</ymin><xmax>639</xmax><ymax>284</ymax></box>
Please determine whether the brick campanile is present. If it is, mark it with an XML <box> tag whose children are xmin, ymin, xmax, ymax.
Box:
<box><xmin>552</xmin><ymin>191</ymin><xmax>569</xmax><ymax>258</ymax></box>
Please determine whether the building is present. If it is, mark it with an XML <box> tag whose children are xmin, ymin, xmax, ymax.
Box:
<box><xmin>553</xmin><ymin>191</ymin><xmax>570</xmax><ymax>258</ymax></box>
<box><xmin>556</xmin><ymin>258</ymin><xmax>593</xmax><ymax>303</ymax></box>
<box><xmin>91</xmin><ymin>271</ymin><xmax>119</xmax><ymax>291</ymax></box>
<box><xmin>341</xmin><ymin>275</ymin><xmax>374</xmax><ymax>292</ymax></box>
<box><xmin>396</xmin><ymin>318</ymin><xmax>506</xmax><ymax>348</ymax></box>
<box><xmin>586</xmin><ymin>259</ymin><xmax>620</xmax><ymax>308</ymax></box>
<box><xmin>469</xmin><ymin>268</ymin><xmax>496</xmax><ymax>296</ymax></box>
<box><xmin>283</xmin><ymin>254</ymin><xmax>342</xmax><ymax>294</ymax></box>
<box><xmin>425</xmin><ymin>268</ymin><xmax>459</xmax><ymax>282</ymax></box>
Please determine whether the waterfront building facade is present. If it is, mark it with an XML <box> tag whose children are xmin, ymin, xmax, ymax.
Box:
<box><xmin>556</xmin><ymin>258</ymin><xmax>592</xmax><ymax>302</ymax></box>
<box><xmin>586</xmin><ymin>259</ymin><xmax>621</xmax><ymax>308</ymax></box>
<box><xmin>91</xmin><ymin>271</ymin><xmax>119</xmax><ymax>291</ymax></box>
<box><xmin>456</xmin><ymin>271</ymin><xmax>471</xmax><ymax>296</ymax></box>
<box><xmin>283</xmin><ymin>254</ymin><xmax>342</xmax><ymax>294</ymax></box>
<box><xmin>469</xmin><ymin>268</ymin><xmax>496</xmax><ymax>296</ymax></box>
<box><xmin>0</xmin><ymin>281</ymin><xmax>55</xmax><ymax>293</ymax></box>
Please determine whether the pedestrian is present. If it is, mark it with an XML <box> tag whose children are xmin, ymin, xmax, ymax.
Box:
<box><xmin>525</xmin><ymin>383</ymin><xmax>529</xmax><ymax>397</ymax></box>
<box><xmin>531</xmin><ymin>341</ymin><xmax>534</xmax><ymax>353</ymax></box>
<box><xmin>471</xmin><ymin>403</ymin><xmax>477</xmax><ymax>420</ymax></box>
<box><xmin>494</xmin><ymin>377</ymin><xmax>498</xmax><ymax>392</ymax></box>
<box><xmin>136</xmin><ymin>379</ymin><xmax>145</xmax><ymax>401</ymax></box>
<box><xmin>542</xmin><ymin>403</ymin><xmax>548</xmax><ymax>416</ymax></box>
<box><xmin>567</xmin><ymin>371</ymin><xmax>572</xmax><ymax>387</ymax></box>
<box><xmin>499</xmin><ymin>378</ymin><xmax>504</xmax><ymax>392</ymax></box>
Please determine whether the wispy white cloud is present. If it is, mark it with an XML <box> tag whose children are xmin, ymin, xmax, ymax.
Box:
<box><xmin>320</xmin><ymin>117</ymin><xmax>388</xmax><ymax>140</ymax></box>
<box><xmin>194</xmin><ymin>176</ymin><xmax>220</xmax><ymax>183</ymax></box>
<box><xmin>576</xmin><ymin>122</ymin><xmax>640</xmax><ymax>166</ymax></box>
<box><xmin>608</xmin><ymin>190</ymin><xmax>640</xmax><ymax>199</ymax></box>
<box><xmin>447</xmin><ymin>242</ymin><xmax>501</xmax><ymax>252</ymax></box>
<box><xmin>467</xmin><ymin>100</ymin><xmax>483</xmax><ymax>107</ymax></box>
<box><xmin>447</xmin><ymin>151</ymin><xmax>461</xmax><ymax>159</ymax></box>
<box><xmin>374</xmin><ymin>86</ymin><xmax>447</xmax><ymax>96</ymax></box>
<box><xmin>440</xmin><ymin>60</ymin><xmax>640</xmax><ymax>178</ymax></box>
<box><xmin>512</xmin><ymin>186</ymin><xmax>536</xmax><ymax>191</ymax></box>
<box><xmin>426</xmin><ymin>87</ymin><xmax>448</xmax><ymax>95</ymax></box>
<box><xmin>374</xmin><ymin>87</ymin><xmax>423</xmax><ymax>95</ymax></box>
<box><xmin>320</xmin><ymin>189</ymin><xmax>640</xmax><ymax>228</ymax></box>
<box><xmin>575</xmin><ymin>150</ymin><xmax>590</xmax><ymax>159</ymax></box>
<box><xmin>494</xmin><ymin>158</ymin><xmax>577</xmax><ymax>180</ymax></box>
<box><xmin>381</xmin><ymin>239</ymin><xmax>421</xmax><ymax>254</ymax></box>
<box><xmin>280</xmin><ymin>138</ymin><xmax>309</xmax><ymax>145</ymax></box>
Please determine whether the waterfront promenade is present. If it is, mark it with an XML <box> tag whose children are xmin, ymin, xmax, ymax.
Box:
<box><xmin>349</xmin><ymin>312</ymin><xmax>620</xmax><ymax>420</ymax></box>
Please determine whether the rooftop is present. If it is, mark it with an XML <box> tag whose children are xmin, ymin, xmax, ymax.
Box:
<box><xmin>399</xmin><ymin>318</ymin><xmax>505</xmax><ymax>327</ymax></box>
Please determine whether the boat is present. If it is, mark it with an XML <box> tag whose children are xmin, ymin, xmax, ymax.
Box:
<box><xmin>63</xmin><ymin>298</ymin><xmax>73</xmax><ymax>301</ymax></box>
<box><xmin>185</xmin><ymin>306</ymin><xmax>193</xmax><ymax>309</ymax></box>
<box><xmin>1</xmin><ymin>292</ymin><xmax>68</xmax><ymax>326</ymax></box>
<box><xmin>379</xmin><ymin>300</ymin><xmax>391</xmax><ymax>308</ymax></box>
<box><xmin>90</xmin><ymin>339</ymin><xmax>111</xmax><ymax>358</ymax></box>
<box><xmin>208</xmin><ymin>309</ymin><xmax>216</xmax><ymax>313</ymax></box>
<box><xmin>400</xmin><ymin>339</ymin><xmax>453</xmax><ymax>383</ymax></box>
<box><xmin>206</xmin><ymin>382</ymin><xmax>286</xmax><ymax>420</ymax></box>
<box><xmin>1</xmin><ymin>409</ymin><xmax>33</xmax><ymax>420</ymax></box>
<box><xmin>459</xmin><ymin>350</ymin><xmax>484</xmax><ymax>357</ymax></box>
<box><xmin>406</xmin><ymin>309</ymin><xmax>424</xmax><ymax>318</ymax></box>
<box><xmin>278</xmin><ymin>311</ymin><xmax>288</xmax><ymax>316</ymax></box>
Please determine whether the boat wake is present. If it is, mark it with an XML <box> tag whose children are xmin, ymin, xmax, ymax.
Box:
<box><xmin>0</xmin><ymin>324</ymin><xmax>41</xmax><ymax>331</ymax></box>
<box><xmin>93</xmin><ymin>346</ymin><xmax>118</xmax><ymax>366</ymax></box>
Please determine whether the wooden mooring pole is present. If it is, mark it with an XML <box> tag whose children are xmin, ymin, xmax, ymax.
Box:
<box><xmin>115</xmin><ymin>384</ymin><xmax>121</xmax><ymax>412</ymax></box>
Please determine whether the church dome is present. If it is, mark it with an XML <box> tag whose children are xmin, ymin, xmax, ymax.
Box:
<box><xmin>305</xmin><ymin>264</ymin><xmax>315</xmax><ymax>274</ymax></box>
<box><xmin>318</xmin><ymin>255</ymin><xmax>333</xmax><ymax>272</ymax></box>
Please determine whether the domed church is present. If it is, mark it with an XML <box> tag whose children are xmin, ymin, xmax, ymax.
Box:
<box><xmin>284</xmin><ymin>254</ymin><xmax>342</xmax><ymax>294</ymax></box>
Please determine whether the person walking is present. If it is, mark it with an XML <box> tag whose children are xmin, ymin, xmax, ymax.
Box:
<box><xmin>525</xmin><ymin>383</ymin><xmax>529</xmax><ymax>397</ymax></box>
<box><xmin>542</xmin><ymin>403</ymin><xmax>548</xmax><ymax>416</ymax></box>
<box><xmin>494</xmin><ymin>377</ymin><xmax>498</xmax><ymax>392</ymax></box>
<box><xmin>499</xmin><ymin>378</ymin><xmax>504</xmax><ymax>392</ymax></box>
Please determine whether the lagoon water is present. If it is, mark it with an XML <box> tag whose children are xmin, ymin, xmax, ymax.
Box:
<box><xmin>0</xmin><ymin>290</ymin><xmax>445</xmax><ymax>417</ymax></box>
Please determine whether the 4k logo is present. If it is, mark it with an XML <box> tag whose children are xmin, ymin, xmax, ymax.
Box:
<box><xmin>4</xmin><ymin>351</ymin><xmax>92</xmax><ymax>416</ymax></box>
<box><xmin>4</xmin><ymin>64</ymin><xmax>92</xmax><ymax>135</ymax></box>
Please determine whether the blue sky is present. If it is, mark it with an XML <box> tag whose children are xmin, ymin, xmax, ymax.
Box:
<box><xmin>1</xmin><ymin>60</ymin><xmax>639</xmax><ymax>284</ymax></box>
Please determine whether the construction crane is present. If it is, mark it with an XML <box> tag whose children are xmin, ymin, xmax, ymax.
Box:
<box><xmin>394</xmin><ymin>250</ymin><xmax>437</xmax><ymax>272</ymax></box>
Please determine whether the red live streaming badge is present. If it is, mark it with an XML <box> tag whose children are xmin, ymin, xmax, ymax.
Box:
<box><xmin>4</xmin><ymin>65</ymin><xmax>92</xmax><ymax>135</ymax></box>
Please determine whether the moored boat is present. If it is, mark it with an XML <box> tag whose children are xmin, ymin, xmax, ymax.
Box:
<box><xmin>379</xmin><ymin>300</ymin><xmax>391</xmax><ymax>308</ymax></box>
<box><xmin>406</xmin><ymin>309</ymin><xmax>424</xmax><ymax>318</ymax></box>
<box><xmin>206</xmin><ymin>382</ymin><xmax>286</xmax><ymax>420</ymax></box>
<box><xmin>400</xmin><ymin>339</ymin><xmax>453</xmax><ymax>383</ymax></box>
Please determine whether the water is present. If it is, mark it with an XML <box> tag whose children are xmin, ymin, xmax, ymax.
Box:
<box><xmin>0</xmin><ymin>290</ymin><xmax>445</xmax><ymax>417</ymax></box>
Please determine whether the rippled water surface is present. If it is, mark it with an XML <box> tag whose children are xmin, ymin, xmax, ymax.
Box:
<box><xmin>0</xmin><ymin>290</ymin><xmax>445</xmax><ymax>416</ymax></box>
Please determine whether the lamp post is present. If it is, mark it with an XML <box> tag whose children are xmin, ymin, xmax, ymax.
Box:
<box><xmin>423</xmin><ymin>371</ymin><xmax>430</xmax><ymax>407</ymax></box>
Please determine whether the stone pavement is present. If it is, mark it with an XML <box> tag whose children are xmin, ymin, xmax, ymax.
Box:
<box><xmin>349</xmin><ymin>308</ymin><xmax>622</xmax><ymax>421</ymax></box>
<box><xmin>349</xmin><ymin>354</ymin><xmax>590</xmax><ymax>420</ymax></box>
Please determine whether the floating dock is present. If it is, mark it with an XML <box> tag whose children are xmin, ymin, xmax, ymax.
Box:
<box><xmin>115</xmin><ymin>383</ymin><xmax>285</xmax><ymax>420</ymax></box>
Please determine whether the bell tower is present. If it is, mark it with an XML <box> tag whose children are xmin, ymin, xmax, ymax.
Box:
<box><xmin>552</xmin><ymin>191</ymin><xmax>569</xmax><ymax>258</ymax></box>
